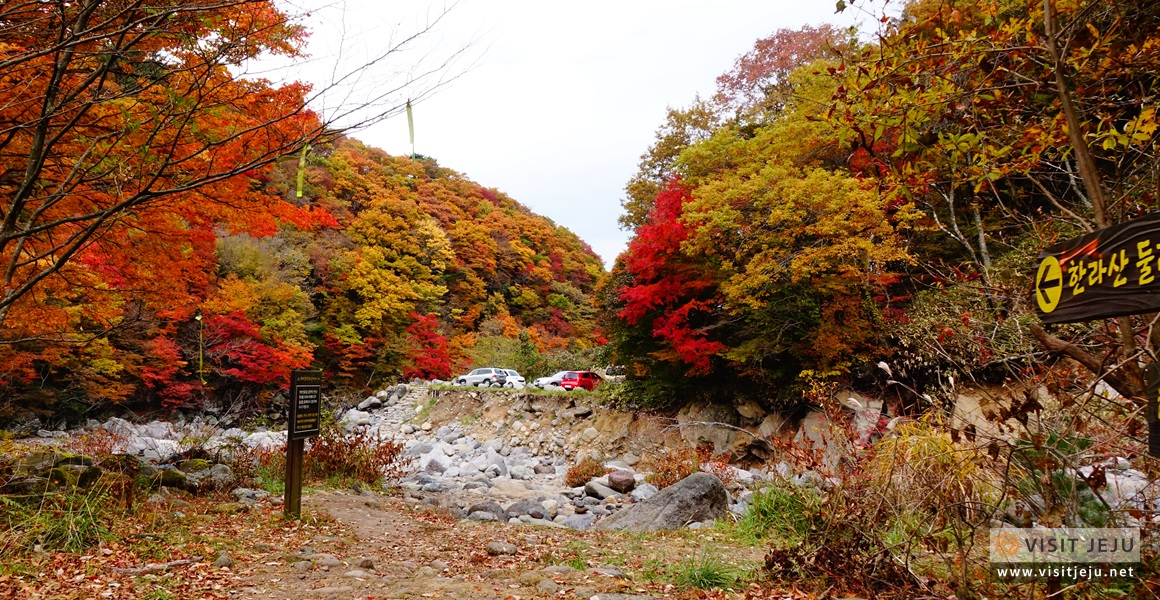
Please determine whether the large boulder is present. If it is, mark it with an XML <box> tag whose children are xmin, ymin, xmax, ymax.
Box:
<box><xmin>594</xmin><ymin>473</ymin><xmax>728</xmax><ymax>531</ymax></box>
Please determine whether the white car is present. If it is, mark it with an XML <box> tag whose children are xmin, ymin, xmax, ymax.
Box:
<box><xmin>532</xmin><ymin>371</ymin><xmax>568</xmax><ymax>389</ymax></box>
<box><xmin>502</xmin><ymin>369</ymin><xmax>526</xmax><ymax>389</ymax></box>
<box><xmin>454</xmin><ymin>367</ymin><xmax>506</xmax><ymax>387</ymax></box>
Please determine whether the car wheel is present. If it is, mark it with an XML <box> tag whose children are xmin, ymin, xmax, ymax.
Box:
<box><xmin>505</xmin><ymin>381</ymin><xmax>514</xmax><ymax>388</ymax></box>
<box><xmin>456</xmin><ymin>379</ymin><xmax>466</xmax><ymax>386</ymax></box>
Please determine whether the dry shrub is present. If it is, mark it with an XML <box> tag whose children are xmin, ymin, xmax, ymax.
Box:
<box><xmin>254</xmin><ymin>445</ymin><xmax>285</xmax><ymax>474</ymax></box>
<box><xmin>867</xmin><ymin>416</ymin><xmax>1000</xmax><ymax>525</ymax></box>
<box><xmin>763</xmin><ymin>416</ymin><xmax>1000</xmax><ymax>598</ymax></box>
<box><xmin>65</xmin><ymin>428</ymin><xmax>127</xmax><ymax>456</ymax></box>
<box><xmin>703</xmin><ymin>460</ymin><xmax>736</xmax><ymax>487</ymax></box>
<box><xmin>763</xmin><ymin>477</ymin><xmax>917</xmax><ymax>596</ymax></box>
<box><xmin>642</xmin><ymin>447</ymin><xmax>700</xmax><ymax>489</ymax></box>
<box><xmin>306</xmin><ymin>425</ymin><xmax>407</xmax><ymax>486</ymax></box>
<box><xmin>565</xmin><ymin>456</ymin><xmax>608</xmax><ymax>488</ymax></box>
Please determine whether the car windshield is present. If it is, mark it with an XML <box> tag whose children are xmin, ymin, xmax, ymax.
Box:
<box><xmin>563</xmin><ymin>372</ymin><xmax>579</xmax><ymax>379</ymax></box>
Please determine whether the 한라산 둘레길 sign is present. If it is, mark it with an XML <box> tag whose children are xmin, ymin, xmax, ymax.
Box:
<box><xmin>1035</xmin><ymin>212</ymin><xmax>1160</xmax><ymax>324</ymax></box>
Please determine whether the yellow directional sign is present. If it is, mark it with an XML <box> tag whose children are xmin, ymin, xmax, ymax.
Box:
<box><xmin>1035</xmin><ymin>256</ymin><xmax>1062</xmax><ymax>313</ymax></box>
<box><xmin>1034</xmin><ymin>211</ymin><xmax>1160</xmax><ymax>324</ymax></box>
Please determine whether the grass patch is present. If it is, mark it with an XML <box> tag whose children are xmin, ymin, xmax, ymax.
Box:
<box><xmin>412</xmin><ymin>396</ymin><xmax>439</xmax><ymax>423</ymax></box>
<box><xmin>0</xmin><ymin>484</ymin><xmax>118</xmax><ymax>553</ymax></box>
<box><xmin>559</xmin><ymin>540</ymin><xmax>590</xmax><ymax>570</ymax></box>
<box><xmin>669</xmin><ymin>552</ymin><xmax>748</xmax><ymax>590</ymax></box>
<box><xmin>730</xmin><ymin>479</ymin><xmax>823</xmax><ymax>546</ymax></box>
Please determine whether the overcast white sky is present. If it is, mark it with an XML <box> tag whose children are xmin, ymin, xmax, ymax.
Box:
<box><xmin>275</xmin><ymin>1</ymin><xmax>866</xmax><ymax>269</ymax></box>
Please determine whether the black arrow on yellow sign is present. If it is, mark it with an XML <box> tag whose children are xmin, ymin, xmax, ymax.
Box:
<box><xmin>1036</xmin><ymin>256</ymin><xmax>1063</xmax><ymax>313</ymax></box>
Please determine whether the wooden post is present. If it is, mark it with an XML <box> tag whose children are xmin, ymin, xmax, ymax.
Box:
<box><xmin>285</xmin><ymin>437</ymin><xmax>305</xmax><ymax>519</ymax></box>
<box><xmin>285</xmin><ymin>369</ymin><xmax>322</xmax><ymax>520</ymax></box>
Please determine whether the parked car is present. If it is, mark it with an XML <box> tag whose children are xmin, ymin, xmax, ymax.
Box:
<box><xmin>532</xmin><ymin>371</ymin><xmax>569</xmax><ymax>389</ymax></box>
<box><xmin>560</xmin><ymin>370</ymin><xmax>603</xmax><ymax>391</ymax></box>
<box><xmin>502</xmin><ymin>369</ymin><xmax>526</xmax><ymax>389</ymax></box>
<box><xmin>454</xmin><ymin>367</ymin><xmax>507</xmax><ymax>387</ymax></box>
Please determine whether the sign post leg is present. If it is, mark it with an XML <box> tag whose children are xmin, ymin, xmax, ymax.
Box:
<box><xmin>285</xmin><ymin>438</ymin><xmax>305</xmax><ymax>519</ymax></box>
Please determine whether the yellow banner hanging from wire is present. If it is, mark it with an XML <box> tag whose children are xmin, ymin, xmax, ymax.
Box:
<box><xmin>406</xmin><ymin>99</ymin><xmax>415</xmax><ymax>154</ymax></box>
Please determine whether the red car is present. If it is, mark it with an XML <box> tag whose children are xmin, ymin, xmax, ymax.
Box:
<box><xmin>560</xmin><ymin>370</ymin><xmax>603</xmax><ymax>391</ymax></box>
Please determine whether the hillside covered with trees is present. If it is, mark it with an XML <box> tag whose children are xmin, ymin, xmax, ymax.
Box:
<box><xmin>0</xmin><ymin>131</ymin><xmax>603</xmax><ymax>421</ymax></box>
<box><xmin>0</xmin><ymin>0</ymin><xmax>603</xmax><ymax>425</ymax></box>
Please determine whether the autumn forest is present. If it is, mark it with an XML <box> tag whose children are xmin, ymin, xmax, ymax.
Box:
<box><xmin>2</xmin><ymin>0</ymin><xmax>1159</xmax><ymax>432</ymax></box>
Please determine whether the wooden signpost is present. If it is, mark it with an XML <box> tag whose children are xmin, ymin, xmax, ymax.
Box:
<box><xmin>286</xmin><ymin>369</ymin><xmax>322</xmax><ymax>518</ymax></box>
<box><xmin>1034</xmin><ymin>212</ymin><xmax>1160</xmax><ymax>457</ymax></box>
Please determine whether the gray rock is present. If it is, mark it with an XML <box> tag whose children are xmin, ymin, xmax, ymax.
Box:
<box><xmin>340</xmin><ymin>409</ymin><xmax>372</xmax><ymax>431</ymax></box>
<box><xmin>467</xmin><ymin>501</ymin><xmax>505</xmax><ymax>516</ymax></box>
<box><xmin>537</xmin><ymin>579</ymin><xmax>560</xmax><ymax>593</ymax></box>
<box><xmin>631</xmin><ymin>483</ymin><xmax>658</xmax><ymax>502</ymax></box>
<box><xmin>355</xmin><ymin>557</ymin><xmax>375</xmax><ymax>569</ymax></box>
<box><xmin>584</xmin><ymin>480</ymin><xmax>617</xmax><ymax>499</ymax></box>
<box><xmin>560</xmin><ymin>513</ymin><xmax>598</xmax><ymax>530</ymax></box>
<box><xmin>344</xmin><ymin>570</ymin><xmax>371</xmax><ymax>578</ymax></box>
<box><xmin>429</xmin><ymin>559</ymin><xmax>449</xmax><ymax>572</ymax></box>
<box><xmin>486</xmin><ymin>541</ymin><xmax>517</xmax><ymax>556</ymax></box>
<box><xmin>420</xmin><ymin>449</ymin><xmax>452</xmax><ymax>474</ymax></box>
<box><xmin>482</xmin><ymin>439</ymin><xmax>504</xmax><ymax>452</ymax></box>
<box><xmin>509</xmin><ymin>465</ymin><xmax>534</xmax><ymax>480</ymax></box>
<box><xmin>519</xmin><ymin>516</ymin><xmax>565</xmax><ymax>528</ymax></box>
<box><xmin>187</xmin><ymin>464</ymin><xmax>235</xmax><ymax>490</ymax></box>
<box><xmin>293</xmin><ymin>560</ymin><xmax>312</xmax><ymax>572</ymax></box>
<box><xmin>581</xmin><ymin>427</ymin><xmax>600</xmax><ymax>442</ymax></box>
<box><xmin>467</xmin><ymin>511</ymin><xmax>499</xmax><ymax>521</ymax></box>
<box><xmin>357</xmin><ymin>396</ymin><xmax>381</xmax><ymax>411</ymax></box>
<box><xmin>606</xmin><ymin>469</ymin><xmax>636</xmax><ymax>493</ymax></box>
<box><xmin>541</xmin><ymin>565</ymin><xmax>577</xmax><ymax>575</ymax></box>
<box><xmin>308</xmin><ymin>553</ymin><xmax>343</xmax><ymax>568</ymax></box>
<box><xmin>486</xmin><ymin>449</ymin><xmax>509</xmax><ymax>477</ymax></box>
<box><xmin>408</xmin><ymin>442</ymin><xmax>434</xmax><ymax>456</ymax></box>
<box><xmin>591</xmin><ymin>566</ymin><xmax>627</xmax><ymax>578</ymax></box>
<box><xmin>594</xmin><ymin>473</ymin><xmax>728</xmax><ymax>531</ymax></box>
<box><xmin>214</xmin><ymin>551</ymin><xmax>233</xmax><ymax>568</ymax></box>
<box><xmin>505</xmin><ymin>499</ymin><xmax>548</xmax><ymax>520</ymax></box>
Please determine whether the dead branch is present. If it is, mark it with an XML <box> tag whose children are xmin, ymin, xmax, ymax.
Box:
<box><xmin>107</xmin><ymin>556</ymin><xmax>203</xmax><ymax>576</ymax></box>
<box><xmin>1029</xmin><ymin>324</ymin><xmax>1140</xmax><ymax>400</ymax></box>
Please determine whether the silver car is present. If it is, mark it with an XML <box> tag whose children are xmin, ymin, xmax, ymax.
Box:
<box><xmin>454</xmin><ymin>367</ymin><xmax>506</xmax><ymax>387</ymax></box>
<box><xmin>532</xmin><ymin>371</ymin><xmax>568</xmax><ymax>389</ymax></box>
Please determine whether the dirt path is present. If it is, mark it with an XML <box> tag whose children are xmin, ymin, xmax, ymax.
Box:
<box><xmin>230</xmin><ymin>490</ymin><xmax>768</xmax><ymax>600</ymax></box>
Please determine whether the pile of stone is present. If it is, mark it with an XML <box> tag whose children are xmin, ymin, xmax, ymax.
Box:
<box><xmin>0</xmin><ymin>448</ymin><xmax>238</xmax><ymax>497</ymax></box>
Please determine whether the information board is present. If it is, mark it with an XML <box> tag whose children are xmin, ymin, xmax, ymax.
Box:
<box><xmin>1035</xmin><ymin>212</ymin><xmax>1160</xmax><ymax>324</ymax></box>
<box><xmin>288</xmin><ymin>369</ymin><xmax>322</xmax><ymax>440</ymax></box>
